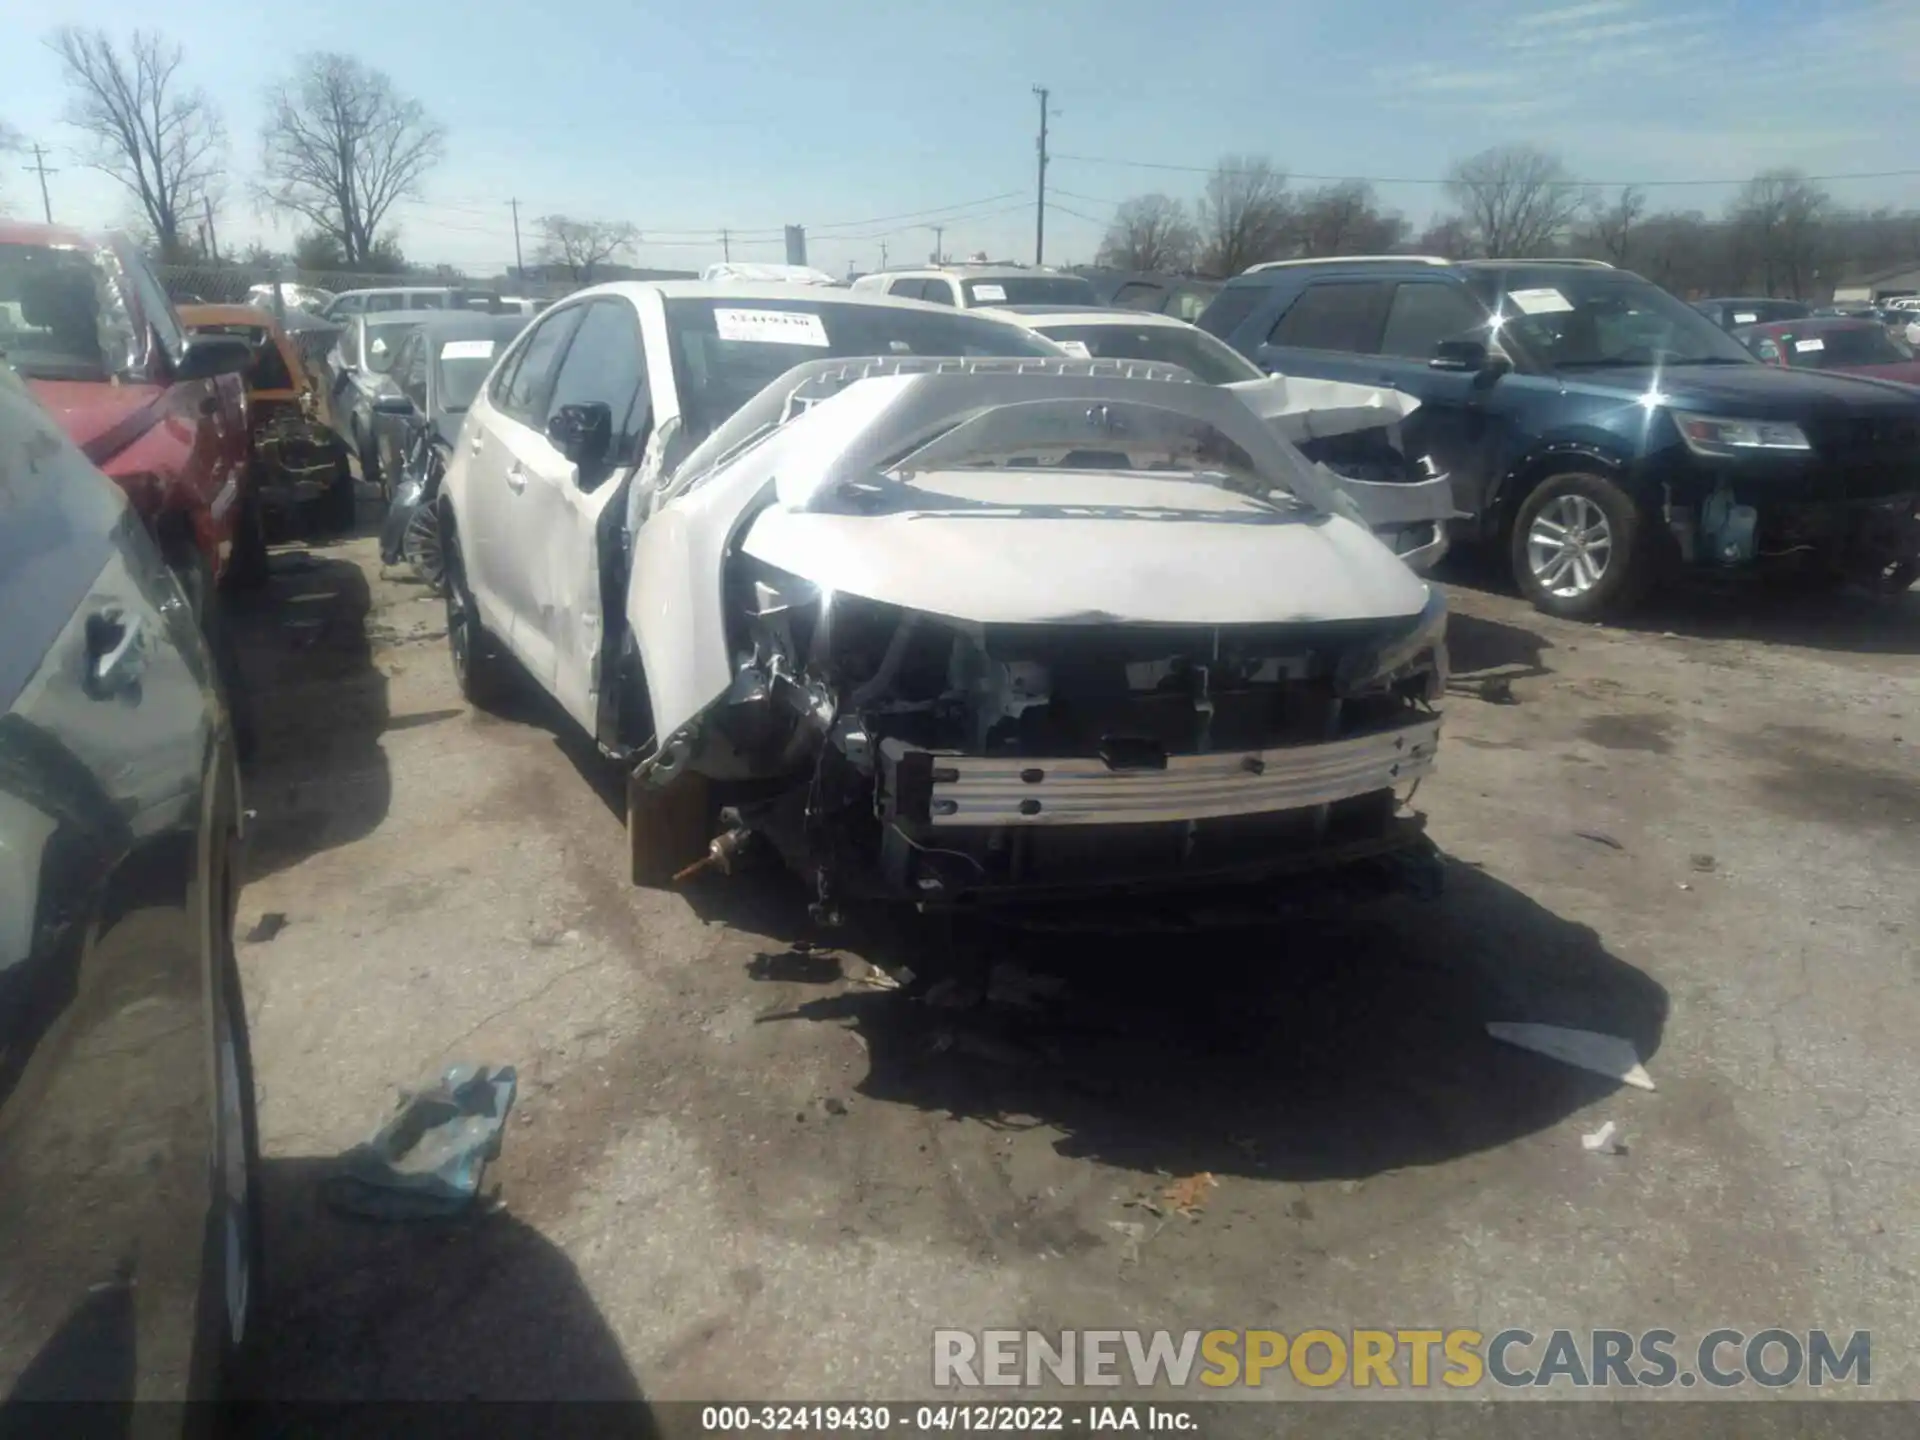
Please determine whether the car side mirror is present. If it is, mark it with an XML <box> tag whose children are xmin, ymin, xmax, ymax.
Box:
<box><xmin>547</xmin><ymin>401</ymin><xmax>612</xmax><ymax>468</ymax></box>
<box><xmin>373</xmin><ymin>393</ymin><xmax>416</xmax><ymax>416</ymax></box>
<box><xmin>175</xmin><ymin>335</ymin><xmax>253</xmax><ymax>382</ymax></box>
<box><xmin>1430</xmin><ymin>339</ymin><xmax>1490</xmax><ymax>372</ymax></box>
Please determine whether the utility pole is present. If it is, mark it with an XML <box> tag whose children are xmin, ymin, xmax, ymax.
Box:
<box><xmin>509</xmin><ymin>198</ymin><xmax>524</xmax><ymax>278</ymax></box>
<box><xmin>203</xmin><ymin>195</ymin><xmax>219</xmax><ymax>263</ymax></box>
<box><xmin>24</xmin><ymin>144</ymin><xmax>57</xmax><ymax>225</ymax></box>
<box><xmin>879</xmin><ymin>239</ymin><xmax>889</xmax><ymax>269</ymax></box>
<box><xmin>721</xmin><ymin>228</ymin><xmax>732</xmax><ymax>261</ymax></box>
<box><xmin>928</xmin><ymin>224</ymin><xmax>945</xmax><ymax>264</ymax></box>
<box><xmin>1032</xmin><ymin>85</ymin><xmax>1050</xmax><ymax>266</ymax></box>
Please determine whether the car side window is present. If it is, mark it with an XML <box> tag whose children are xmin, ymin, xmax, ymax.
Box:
<box><xmin>542</xmin><ymin>299</ymin><xmax>651</xmax><ymax>464</ymax></box>
<box><xmin>1378</xmin><ymin>282</ymin><xmax>1487</xmax><ymax>359</ymax></box>
<box><xmin>1194</xmin><ymin>284</ymin><xmax>1265</xmax><ymax>340</ymax></box>
<box><xmin>332</xmin><ymin>295</ymin><xmax>364</xmax><ymax>317</ymax></box>
<box><xmin>337</xmin><ymin>325</ymin><xmax>361</xmax><ymax>369</ymax></box>
<box><xmin>366</xmin><ymin>294</ymin><xmax>404</xmax><ymax>314</ymax></box>
<box><xmin>887</xmin><ymin>278</ymin><xmax>926</xmax><ymax>300</ymax></box>
<box><xmin>1266</xmin><ymin>281</ymin><xmax>1391</xmax><ymax>353</ymax></box>
<box><xmin>919</xmin><ymin>279</ymin><xmax>956</xmax><ymax>306</ymax></box>
<box><xmin>397</xmin><ymin>334</ymin><xmax>429</xmax><ymax>407</ymax></box>
<box><xmin>1112</xmin><ymin>282</ymin><xmax>1164</xmax><ymax>311</ymax></box>
<box><xmin>495</xmin><ymin>306</ymin><xmax>587</xmax><ymax>427</ymax></box>
<box><xmin>414</xmin><ymin>293</ymin><xmax>445</xmax><ymax>310</ymax></box>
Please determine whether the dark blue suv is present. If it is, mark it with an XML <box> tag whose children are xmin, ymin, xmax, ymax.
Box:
<box><xmin>1197</xmin><ymin>257</ymin><xmax>1920</xmax><ymax>619</ymax></box>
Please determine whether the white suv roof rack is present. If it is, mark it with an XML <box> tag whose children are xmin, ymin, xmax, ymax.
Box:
<box><xmin>1474</xmin><ymin>257</ymin><xmax>1615</xmax><ymax>268</ymax></box>
<box><xmin>1242</xmin><ymin>255</ymin><xmax>1452</xmax><ymax>274</ymax></box>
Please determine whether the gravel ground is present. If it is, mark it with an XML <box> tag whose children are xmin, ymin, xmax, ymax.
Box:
<box><xmin>223</xmin><ymin>509</ymin><xmax>1920</xmax><ymax>1426</ymax></box>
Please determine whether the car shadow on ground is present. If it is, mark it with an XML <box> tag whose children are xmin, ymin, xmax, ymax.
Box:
<box><xmin>743</xmin><ymin>857</ymin><xmax>1668</xmax><ymax>1185</ymax></box>
<box><xmin>223</xmin><ymin>541</ymin><xmax>392</xmax><ymax>884</ymax></box>
<box><xmin>236</xmin><ymin>1157</ymin><xmax>654</xmax><ymax>1424</ymax></box>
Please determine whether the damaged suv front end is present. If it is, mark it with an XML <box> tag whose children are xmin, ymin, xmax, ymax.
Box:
<box><xmin>625</xmin><ymin>362</ymin><xmax>1447</xmax><ymax>918</ymax></box>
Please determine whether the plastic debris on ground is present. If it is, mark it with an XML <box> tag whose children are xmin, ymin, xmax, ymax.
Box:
<box><xmin>1486</xmin><ymin>1022</ymin><xmax>1655</xmax><ymax>1091</ymax></box>
<box><xmin>1582</xmin><ymin>1120</ymin><xmax>1627</xmax><ymax>1155</ymax></box>
<box><xmin>322</xmin><ymin>1064</ymin><xmax>518</xmax><ymax>1220</ymax></box>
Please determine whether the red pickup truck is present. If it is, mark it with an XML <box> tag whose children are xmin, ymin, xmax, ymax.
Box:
<box><xmin>0</xmin><ymin>222</ymin><xmax>263</xmax><ymax>615</ymax></box>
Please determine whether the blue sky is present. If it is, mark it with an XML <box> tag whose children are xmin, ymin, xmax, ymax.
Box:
<box><xmin>2</xmin><ymin>0</ymin><xmax>1915</xmax><ymax>277</ymax></box>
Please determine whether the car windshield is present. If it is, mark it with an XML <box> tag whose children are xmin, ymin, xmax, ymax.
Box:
<box><xmin>1473</xmin><ymin>269</ymin><xmax>1758</xmax><ymax>369</ymax></box>
<box><xmin>186</xmin><ymin>323</ymin><xmax>297</xmax><ymax>391</ymax></box>
<box><xmin>363</xmin><ymin>320</ymin><xmax>419</xmax><ymax>373</ymax></box>
<box><xmin>0</xmin><ymin>241</ymin><xmax>140</xmax><ymax>383</ymax></box>
<box><xmin>1032</xmin><ymin>321</ymin><xmax>1265</xmax><ymax>384</ymax></box>
<box><xmin>961</xmin><ymin>275</ymin><xmax>1099</xmax><ymax>307</ymax></box>
<box><xmin>1779</xmin><ymin>325</ymin><xmax>1912</xmax><ymax>368</ymax></box>
<box><xmin>434</xmin><ymin>335</ymin><xmax>505</xmax><ymax>411</ymax></box>
<box><xmin>663</xmin><ymin>297</ymin><xmax>1059</xmax><ymax>442</ymax></box>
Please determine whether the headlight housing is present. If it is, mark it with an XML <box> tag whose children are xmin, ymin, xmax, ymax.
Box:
<box><xmin>1334</xmin><ymin>584</ymin><xmax>1448</xmax><ymax>700</ymax></box>
<box><xmin>1673</xmin><ymin>412</ymin><xmax>1812</xmax><ymax>458</ymax></box>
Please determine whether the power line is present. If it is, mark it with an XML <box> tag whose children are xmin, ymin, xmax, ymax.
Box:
<box><xmin>1051</xmin><ymin>152</ymin><xmax>1920</xmax><ymax>189</ymax></box>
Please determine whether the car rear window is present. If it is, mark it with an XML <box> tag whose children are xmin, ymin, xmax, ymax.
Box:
<box><xmin>0</xmin><ymin>242</ymin><xmax>142</xmax><ymax>383</ymax></box>
<box><xmin>960</xmin><ymin>275</ymin><xmax>1098</xmax><ymax>306</ymax></box>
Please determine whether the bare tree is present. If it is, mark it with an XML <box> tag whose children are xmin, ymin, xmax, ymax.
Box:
<box><xmin>1292</xmin><ymin>182</ymin><xmax>1407</xmax><ymax>257</ymax></box>
<box><xmin>1094</xmin><ymin>194</ymin><xmax>1197</xmax><ymax>272</ymax></box>
<box><xmin>1412</xmin><ymin>215</ymin><xmax>1474</xmax><ymax>260</ymax></box>
<box><xmin>258</xmin><ymin>54</ymin><xmax>444</xmax><ymax>269</ymax></box>
<box><xmin>46</xmin><ymin>29</ymin><xmax>224</xmax><ymax>260</ymax></box>
<box><xmin>534</xmin><ymin>215</ymin><xmax>639</xmax><ymax>282</ymax></box>
<box><xmin>1194</xmin><ymin>155</ymin><xmax>1293</xmax><ymax>278</ymax></box>
<box><xmin>1631</xmin><ymin>210</ymin><xmax>1721</xmax><ymax>297</ymax></box>
<box><xmin>1584</xmin><ymin>185</ymin><xmax>1647</xmax><ymax>266</ymax></box>
<box><xmin>1728</xmin><ymin>170</ymin><xmax>1828</xmax><ymax>298</ymax></box>
<box><xmin>1443</xmin><ymin>145</ymin><xmax>1588</xmax><ymax>258</ymax></box>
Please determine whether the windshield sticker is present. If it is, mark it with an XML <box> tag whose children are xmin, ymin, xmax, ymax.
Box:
<box><xmin>1508</xmin><ymin>287</ymin><xmax>1575</xmax><ymax>316</ymax></box>
<box><xmin>714</xmin><ymin>308</ymin><xmax>830</xmax><ymax>347</ymax></box>
<box><xmin>1054</xmin><ymin>339</ymin><xmax>1093</xmax><ymax>358</ymax></box>
<box><xmin>1792</xmin><ymin>337</ymin><xmax>1825</xmax><ymax>353</ymax></box>
<box><xmin>1734</xmin><ymin>311</ymin><xmax>1758</xmax><ymax>324</ymax></box>
<box><xmin>971</xmin><ymin>283</ymin><xmax>1008</xmax><ymax>302</ymax></box>
<box><xmin>440</xmin><ymin>339</ymin><xmax>496</xmax><ymax>360</ymax></box>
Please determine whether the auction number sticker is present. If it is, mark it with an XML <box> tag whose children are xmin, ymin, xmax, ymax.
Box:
<box><xmin>971</xmin><ymin>284</ymin><xmax>1008</xmax><ymax>302</ymax></box>
<box><xmin>715</xmin><ymin>308</ymin><xmax>831</xmax><ymax>347</ymax></box>
<box><xmin>1508</xmin><ymin>287</ymin><xmax>1574</xmax><ymax>316</ymax></box>
<box><xmin>1792</xmin><ymin>337</ymin><xmax>1825</xmax><ymax>353</ymax></box>
<box><xmin>1054</xmin><ymin>339</ymin><xmax>1093</xmax><ymax>357</ymax></box>
<box><xmin>440</xmin><ymin>339</ymin><xmax>496</xmax><ymax>359</ymax></box>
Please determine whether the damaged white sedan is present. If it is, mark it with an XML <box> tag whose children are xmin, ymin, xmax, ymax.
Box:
<box><xmin>439</xmin><ymin>284</ymin><xmax>1449</xmax><ymax>917</ymax></box>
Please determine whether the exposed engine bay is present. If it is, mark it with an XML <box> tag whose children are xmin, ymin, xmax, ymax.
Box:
<box><xmin>620</xmin><ymin>362</ymin><xmax>1450</xmax><ymax>915</ymax></box>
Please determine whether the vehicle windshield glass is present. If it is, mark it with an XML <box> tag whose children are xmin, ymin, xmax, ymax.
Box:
<box><xmin>434</xmin><ymin>336</ymin><xmax>503</xmax><ymax>411</ymax></box>
<box><xmin>1471</xmin><ymin>269</ymin><xmax>1757</xmax><ymax>369</ymax></box>
<box><xmin>663</xmin><ymin>297</ymin><xmax>1059</xmax><ymax>442</ymax></box>
<box><xmin>1781</xmin><ymin>325</ymin><xmax>1911</xmax><ymax>368</ymax></box>
<box><xmin>364</xmin><ymin>320</ymin><xmax>419</xmax><ymax>373</ymax></box>
<box><xmin>1033</xmin><ymin>321</ymin><xmax>1264</xmax><ymax>384</ymax></box>
<box><xmin>961</xmin><ymin>275</ymin><xmax>1099</xmax><ymax>306</ymax></box>
<box><xmin>0</xmin><ymin>241</ymin><xmax>140</xmax><ymax>383</ymax></box>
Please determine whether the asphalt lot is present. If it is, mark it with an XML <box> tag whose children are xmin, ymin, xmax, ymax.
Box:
<box><xmin>222</xmin><ymin>499</ymin><xmax>1920</xmax><ymax>1422</ymax></box>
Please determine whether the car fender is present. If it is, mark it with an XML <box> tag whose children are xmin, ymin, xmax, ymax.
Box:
<box><xmin>1489</xmin><ymin>433</ymin><xmax>1638</xmax><ymax>531</ymax></box>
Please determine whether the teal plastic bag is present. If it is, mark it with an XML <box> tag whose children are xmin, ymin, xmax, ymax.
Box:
<box><xmin>323</xmin><ymin>1064</ymin><xmax>517</xmax><ymax>1219</ymax></box>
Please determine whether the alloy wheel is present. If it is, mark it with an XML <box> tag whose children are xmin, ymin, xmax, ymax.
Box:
<box><xmin>1526</xmin><ymin>494</ymin><xmax>1614</xmax><ymax>598</ymax></box>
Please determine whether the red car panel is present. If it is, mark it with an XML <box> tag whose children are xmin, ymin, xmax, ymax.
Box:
<box><xmin>1735</xmin><ymin>317</ymin><xmax>1920</xmax><ymax>387</ymax></box>
<box><xmin>0</xmin><ymin>223</ymin><xmax>252</xmax><ymax>585</ymax></box>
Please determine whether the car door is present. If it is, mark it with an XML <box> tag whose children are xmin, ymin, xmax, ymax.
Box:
<box><xmin>457</xmin><ymin>303</ymin><xmax>587</xmax><ymax>647</ymax></box>
<box><xmin>0</xmin><ymin>368</ymin><xmax>233</xmax><ymax>1403</ymax></box>
<box><xmin>510</xmin><ymin>298</ymin><xmax>653</xmax><ymax>729</ymax></box>
<box><xmin>375</xmin><ymin>331</ymin><xmax>427</xmax><ymax>486</ymax></box>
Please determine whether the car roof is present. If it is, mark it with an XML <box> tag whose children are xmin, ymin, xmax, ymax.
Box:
<box><xmin>565</xmin><ymin>280</ymin><xmax>1016</xmax><ymax>317</ymax></box>
<box><xmin>417</xmin><ymin>312</ymin><xmax>530</xmax><ymax>340</ymax></box>
<box><xmin>177</xmin><ymin>303</ymin><xmax>279</xmax><ymax>330</ymax></box>
<box><xmin>0</xmin><ymin>219</ymin><xmax>103</xmax><ymax>249</ymax></box>
<box><xmin>1700</xmin><ymin>296</ymin><xmax>1806</xmax><ymax>306</ymax></box>
<box><xmin>976</xmin><ymin>305</ymin><xmax>1197</xmax><ymax>329</ymax></box>
<box><xmin>359</xmin><ymin>308</ymin><xmax>450</xmax><ymax>325</ymax></box>
<box><xmin>862</xmin><ymin>265</ymin><xmax>1083</xmax><ymax>280</ymax></box>
<box><xmin>1737</xmin><ymin>316</ymin><xmax>1879</xmax><ymax>336</ymax></box>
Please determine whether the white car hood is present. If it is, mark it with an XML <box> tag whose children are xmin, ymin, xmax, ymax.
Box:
<box><xmin>739</xmin><ymin>468</ymin><xmax>1428</xmax><ymax>626</ymax></box>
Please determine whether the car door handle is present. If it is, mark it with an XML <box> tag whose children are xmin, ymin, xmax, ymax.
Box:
<box><xmin>82</xmin><ymin>608</ymin><xmax>146</xmax><ymax>699</ymax></box>
<box><xmin>506</xmin><ymin>465</ymin><xmax>528</xmax><ymax>493</ymax></box>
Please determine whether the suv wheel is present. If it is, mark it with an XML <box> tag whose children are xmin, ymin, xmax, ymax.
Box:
<box><xmin>442</xmin><ymin>522</ymin><xmax>515</xmax><ymax>710</ymax></box>
<box><xmin>1511</xmin><ymin>471</ymin><xmax>1651</xmax><ymax>621</ymax></box>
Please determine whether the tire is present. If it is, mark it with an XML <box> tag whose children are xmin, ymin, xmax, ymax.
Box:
<box><xmin>1510</xmin><ymin>470</ymin><xmax>1654</xmax><ymax>621</ymax></box>
<box><xmin>312</xmin><ymin>446</ymin><xmax>357</xmax><ymax>536</ymax></box>
<box><xmin>442</xmin><ymin>522</ymin><xmax>515</xmax><ymax>710</ymax></box>
<box><xmin>208</xmin><ymin>858</ymin><xmax>263</xmax><ymax>1395</ymax></box>
<box><xmin>221</xmin><ymin>483</ymin><xmax>270</xmax><ymax>593</ymax></box>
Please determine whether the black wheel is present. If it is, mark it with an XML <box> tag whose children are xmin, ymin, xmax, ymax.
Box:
<box><xmin>442</xmin><ymin>521</ymin><xmax>515</xmax><ymax>710</ymax></box>
<box><xmin>401</xmin><ymin>493</ymin><xmax>446</xmax><ymax>593</ymax></box>
<box><xmin>209</xmin><ymin>860</ymin><xmax>263</xmax><ymax>1393</ymax></box>
<box><xmin>312</xmin><ymin>446</ymin><xmax>357</xmax><ymax>535</ymax></box>
<box><xmin>221</xmin><ymin>482</ymin><xmax>271</xmax><ymax>593</ymax></box>
<box><xmin>1510</xmin><ymin>470</ymin><xmax>1654</xmax><ymax>621</ymax></box>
